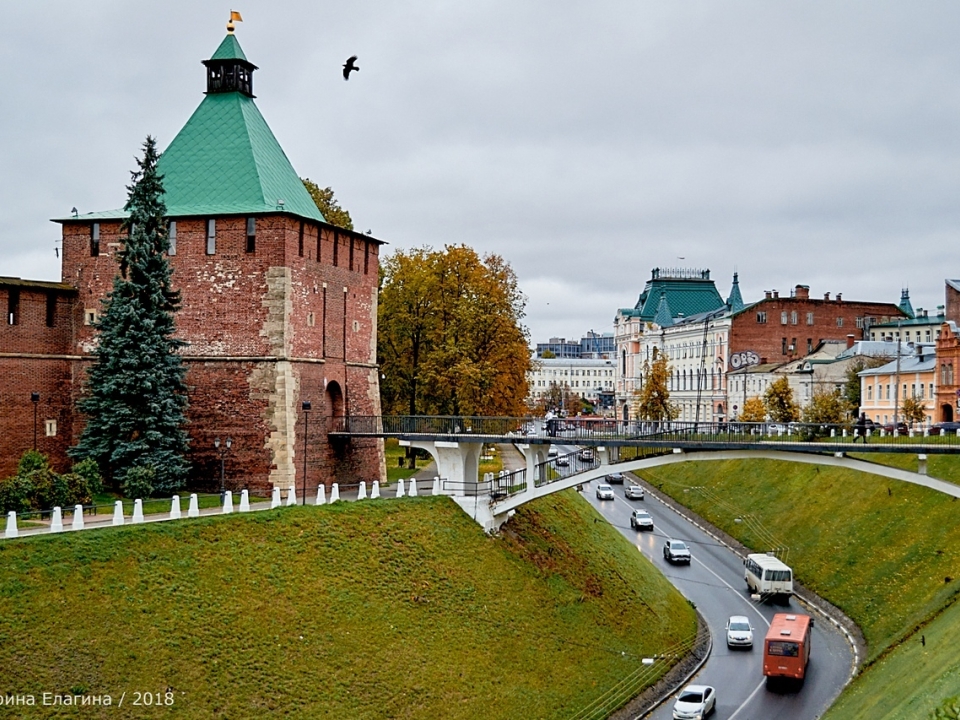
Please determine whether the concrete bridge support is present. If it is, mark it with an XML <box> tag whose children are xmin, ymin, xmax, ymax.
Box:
<box><xmin>400</xmin><ymin>439</ymin><xmax>483</xmax><ymax>497</ymax></box>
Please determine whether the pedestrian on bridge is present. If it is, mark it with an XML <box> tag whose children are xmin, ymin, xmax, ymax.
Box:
<box><xmin>854</xmin><ymin>413</ymin><xmax>868</xmax><ymax>443</ymax></box>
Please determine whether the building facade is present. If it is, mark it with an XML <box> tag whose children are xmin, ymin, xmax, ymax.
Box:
<box><xmin>527</xmin><ymin>357</ymin><xmax>617</xmax><ymax>412</ymax></box>
<box><xmin>0</xmin><ymin>30</ymin><xmax>384</xmax><ymax>492</ymax></box>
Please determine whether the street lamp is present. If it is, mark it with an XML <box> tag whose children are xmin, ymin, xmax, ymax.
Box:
<box><xmin>214</xmin><ymin>436</ymin><xmax>232</xmax><ymax>502</ymax></box>
<box><xmin>30</xmin><ymin>392</ymin><xmax>39</xmax><ymax>450</ymax></box>
<box><xmin>301</xmin><ymin>401</ymin><xmax>312</xmax><ymax>506</ymax></box>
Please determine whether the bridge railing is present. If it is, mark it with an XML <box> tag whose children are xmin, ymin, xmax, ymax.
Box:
<box><xmin>332</xmin><ymin>415</ymin><xmax>960</xmax><ymax>448</ymax></box>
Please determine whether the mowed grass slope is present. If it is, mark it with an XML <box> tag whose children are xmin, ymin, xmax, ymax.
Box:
<box><xmin>641</xmin><ymin>458</ymin><xmax>960</xmax><ymax>720</ymax></box>
<box><xmin>0</xmin><ymin>492</ymin><xmax>694</xmax><ymax>719</ymax></box>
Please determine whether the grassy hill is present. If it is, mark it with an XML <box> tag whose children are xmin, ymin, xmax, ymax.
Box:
<box><xmin>0</xmin><ymin>491</ymin><xmax>694</xmax><ymax>719</ymax></box>
<box><xmin>640</xmin><ymin>458</ymin><xmax>960</xmax><ymax>720</ymax></box>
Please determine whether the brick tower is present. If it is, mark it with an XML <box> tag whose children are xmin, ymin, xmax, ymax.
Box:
<box><xmin>53</xmin><ymin>28</ymin><xmax>385</xmax><ymax>493</ymax></box>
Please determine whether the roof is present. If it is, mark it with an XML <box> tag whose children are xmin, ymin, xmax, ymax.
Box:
<box><xmin>210</xmin><ymin>34</ymin><xmax>248</xmax><ymax>62</ymax></box>
<box><xmin>858</xmin><ymin>350</ymin><xmax>937</xmax><ymax>377</ymax></box>
<box><xmin>0</xmin><ymin>276</ymin><xmax>77</xmax><ymax>293</ymax></box>
<box><xmin>619</xmin><ymin>269</ymin><xmax>726</xmax><ymax>322</ymax></box>
<box><xmin>53</xmin><ymin>34</ymin><xmax>327</xmax><ymax>226</ymax></box>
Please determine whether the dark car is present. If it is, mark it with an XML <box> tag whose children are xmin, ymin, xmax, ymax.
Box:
<box><xmin>930</xmin><ymin>421</ymin><xmax>960</xmax><ymax>436</ymax></box>
<box><xmin>605</xmin><ymin>472</ymin><xmax>624</xmax><ymax>484</ymax></box>
<box><xmin>882</xmin><ymin>421</ymin><xmax>909</xmax><ymax>435</ymax></box>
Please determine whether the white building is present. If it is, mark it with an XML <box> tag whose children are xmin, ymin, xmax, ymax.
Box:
<box><xmin>527</xmin><ymin>357</ymin><xmax>617</xmax><ymax>411</ymax></box>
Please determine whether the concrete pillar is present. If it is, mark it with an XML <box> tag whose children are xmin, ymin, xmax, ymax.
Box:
<box><xmin>316</xmin><ymin>485</ymin><xmax>327</xmax><ymax>505</ymax></box>
<box><xmin>271</xmin><ymin>487</ymin><xmax>282</xmax><ymax>509</ymax></box>
<box><xmin>239</xmin><ymin>490</ymin><xmax>250</xmax><ymax>512</ymax></box>
<box><xmin>397</xmin><ymin>478</ymin><xmax>406</xmax><ymax>498</ymax></box>
<box><xmin>518</xmin><ymin>443</ymin><xmax>548</xmax><ymax>493</ymax></box>
<box><xmin>330</xmin><ymin>483</ymin><xmax>340</xmax><ymax>503</ymax></box>
<box><xmin>187</xmin><ymin>493</ymin><xmax>200</xmax><ymax>518</ymax></box>
<box><xmin>222</xmin><ymin>491</ymin><xmax>234</xmax><ymax>514</ymax></box>
<box><xmin>112</xmin><ymin>501</ymin><xmax>125</xmax><ymax>526</ymax></box>
<box><xmin>831</xmin><ymin>428</ymin><xmax>837</xmax><ymax>437</ymax></box>
<box><xmin>286</xmin><ymin>487</ymin><xmax>298</xmax><ymax>506</ymax></box>
<box><xmin>918</xmin><ymin>454</ymin><xmax>928</xmax><ymax>476</ymax></box>
<box><xmin>72</xmin><ymin>505</ymin><xmax>84</xmax><ymax>531</ymax></box>
<box><xmin>4</xmin><ymin>511</ymin><xmax>17</xmax><ymax>539</ymax></box>
<box><xmin>357</xmin><ymin>481</ymin><xmax>367</xmax><ymax>500</ymax></box>
<box><xmin>432</xmin><ymin>477</ymin><xmax>441</xmax><ymax>495</ymax></box>
<box><xmin>50</xmin><ymin>506</ymin><xmax>63</xmax><ymax>533</ymax></box>
<box><xmin>371</xmin><ymin>481</ymin><xmax>380</xmax><ymax>499</ymax></box>
<box><xmin>170</xmin><ymin>495</ymin><xmax>181</xmax><ymax>520</ymax></box>
<box><xmin>409</xmin><ymin>477</ymin><xmax>418</xmax><ymax>497</ymax></box>
<box><xmin>132</xmin><ymin>499</ymin><xmax>145</xmax><ymax>524</ymax></box>
<box><xmin>402</xmin><ymin>439</ymin><xmax>483</xmax><ymax>497</ymax></box>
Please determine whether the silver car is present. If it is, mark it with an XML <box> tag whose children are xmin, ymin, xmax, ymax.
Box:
<box><xmin>630</xmin><ymin>509</ymin><xmax>654</xmax><ymax>531</ymax></box>
<box><xmin>624</xmin><ymin>484</ymin><xmax>645</xmax><ymax>500</ymax></box>
<box><xmin>595</xmin><ymin>484</ymin><xmax>615</xmax><ymax>500</ymax></box>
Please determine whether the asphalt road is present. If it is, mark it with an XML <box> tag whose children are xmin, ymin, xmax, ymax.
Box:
<box><xmin>568</xmin><ymin>448</ymin><xmax>854</xmax><ymax>720</ymax></box>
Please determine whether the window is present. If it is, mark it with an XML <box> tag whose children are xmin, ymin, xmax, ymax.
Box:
<box><xmin>90</xmin><ymin>223</ymin><xmax>100</xmax><ymax>257</ymax></box>
<box><xmin>7</xmin><ymin>288</ymin><xmax>19</xmax><ymax>325</ymax></box>
<box><xmin>168</xmin><ymin>220</ymin><xmax>177</xmax><ymax>255</ymax></box>
<box><xmin>45</xmin><ymin>292</ymin><xmax>56</xmax><ymax>328</ymax></box>
<box><xmin>298</xmin><ymin>221</ymin><xmax>304</xmax><ymax>257</ymax></box>
<box><xmin>84</xmin><ymin>309</ymin><xmax>99</xmax><ymax>326</ymax></box>
<box><xmin>333</xmin><ymin>232</ymin><xmax>339</xmax><ymax>266</ymax></box>
<box><xmin>836</xmin><ymin>317</ymin><xmax>844</xmax><ymax>327</ymax></box>
<box><xmin>911</xmin><ymin>383</ymin><xmax>916</xmax><ymax>397</ymax></box>
<box><xmin>364</xmin><ymin>241</ymin><xmax>370</xmax><ymax>275</ymax></box>
<box><xmin>856</xmin><ymin>317</ymin><xmax>864</xmax><ymax>329</ymax></box>
<box><xmin>807</xmin><ymin>338</ymin><xmax>813</xmax><ymax>354</ymax></box>
<box><xmin>206</xmin><ymin>219</ymin><xmax>216</xmax><ymax>255</ymax></box>
<box><xmin>791</xmin><ymin>311</ymin><xmax>798</xmax><ymax>325</ymax></box>
<box><xmin>246</xmin><ymin>217</ymin><xmax>256</xmax><ymax>253</ymax></box>
<box><xmin>886</xmin><ymin>384</ymin><xmax>891</xmax><ymax>400</ymax></box>
<box><xmin>919</xmin><ymin>384</ymin><xmax>925</xmax><ymax>399</ymax></box>
<box><xmin>307</xmin><ymin>312</ymin><xmax>315</xmax><ymax>327</ymax></box>
<box><xmin>757</xmin><ymin>311</ymin><xmax>767</xmax><ymax>324</ymax></box>
<box><xmin>782</xmin><ymin>338</ymin><xmax>787</xmax><ymax>354</ymax></box>
<box><xmin>45</xmin><ymin>419</ymin><xmax>57</xmax><ymax>437</ymax></box>
<box><xmin>807</xmin><ymin>312</ymin><xmax>814</xmax><ymax>325</ymax></box>
<box><xmin>781</xmin><ymin>311</ymin><xmax>788</xmax><ymax>325</ymax></box>
<box><xmin>867</xmin><ymin>386</ymin><xmax>873</xmax><ymax>400</ymax></box>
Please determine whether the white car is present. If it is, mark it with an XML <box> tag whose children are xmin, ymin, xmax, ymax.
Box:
<box><xmin>672</xmin><ymin>684</ymin><xmax>716</xmax><ymax>719</ymax></box>
<box><xmin>595</xmin><ymin>484</ymin><xmax>615</xmax><ymax>500</ymax></box>
<box><xmin>624</xmin><ymin>484</ymin><xmax>645</xmax><ymax>500</ymax></box>
<box><xmin>725</xmin><ymin>615</ymin><xmax>754</xmax><ymax>648</ymax></box>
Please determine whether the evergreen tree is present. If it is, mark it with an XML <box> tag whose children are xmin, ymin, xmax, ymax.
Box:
<box><xmin>70</xmin><ymin>137</ymin><xmax>189</xmax><ymax>493</ymax></box>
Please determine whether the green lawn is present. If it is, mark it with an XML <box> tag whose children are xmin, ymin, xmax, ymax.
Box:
<box><xmin>642</xmin><ymin>457</ymin><xmax>960</xmax><ymax>720</ymax></box>
<box><xmin>0</xmin><ymin>491</ymin><xmax>694</xmax><ymax>719</ymax></box>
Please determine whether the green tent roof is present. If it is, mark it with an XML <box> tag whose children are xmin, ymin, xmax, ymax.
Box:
<box><xmin>54</xmin><ymin>34</ymin><xmax>325</xmax><ymax>224</ymax></box>
<box><xmin>622</xmin><ymin>274</ymin><xmax>725</xmax><ymax>322</ymax></box>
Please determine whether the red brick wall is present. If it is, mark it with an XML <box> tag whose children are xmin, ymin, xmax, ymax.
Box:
<box><xmin>730</xmin><ymin>297</ymin><xmax>904</xmax><ymax>366</ymax></box>
<box><xmin>945</xmin><ymin>284</ymin><xmax>960</xmax><ymax>325</ymax></box>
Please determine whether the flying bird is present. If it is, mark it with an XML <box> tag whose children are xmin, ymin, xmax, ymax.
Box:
<box><xmin>343</xmin><ymin>56</ymin><xmax>360</xmax><ymax>80</ymax></box>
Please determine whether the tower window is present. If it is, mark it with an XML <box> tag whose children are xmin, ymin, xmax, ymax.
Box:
<box><xmin>206</xmin><ymin>219</ymin><xmax>216</xmax><ymax>255</ymax></box>
<box><xmin>90</xmin><ymin>223</ymin><xmax>100</xmax><ymax>257</ymax></box>
<box><xmin>46</xmin><ymin>292</ymin><xmax>56</xmax><ymax>328</ymax></box>
<box><xmin>757</xmin><ymin>311</ymin><xmax>767</xmax><ymax>324</ymax></box>
<box><xmin>298</xmin><ymin>221</ymin><xmax>304</xmax><ymax>257</ymax></box>
<box><xmin>7</xmin><ymin>288</ymin><xmax>20</xmax><ymax>325</ymax></box>
<box><xmin>246</xmin><ymin>217</ymin><xmax>256</xmax><ymax>253</ymax></box>
<box><xmin>168</xmin><ymin>220</ymin><xmax>177</xmax><ymax>255</ymax></box>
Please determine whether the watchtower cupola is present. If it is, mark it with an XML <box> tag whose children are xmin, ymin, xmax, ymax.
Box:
<box><xmin>202</xmin><ymin>32</ymin><xmax>257</xmax><ymax>97</ymax></box>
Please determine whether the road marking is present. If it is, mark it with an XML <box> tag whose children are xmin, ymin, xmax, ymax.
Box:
<box><xmin>691</xmin><ymin>556</ymin><xmax>771</xmax><ymax>629</ymax></box>
<box><xmin>727</xmin><ymin>678</ymin><xmax>767</xmax><ymax>720</ymax></box>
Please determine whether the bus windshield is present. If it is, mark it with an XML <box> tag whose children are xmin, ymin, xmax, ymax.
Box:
<box><xmin>767</xmin><ymin>641</ymin><xmax>799</xmax><ymax>657</ymax></box>
<box><xmin>763</xmin><ymin>569</ymin><xmax>792</xmax><ymax>582</ymax></box>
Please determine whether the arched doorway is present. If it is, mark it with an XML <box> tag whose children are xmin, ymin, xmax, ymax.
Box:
<box><xmin>942</xmin><ymin>404</ymin><xmax>954</xmax><ymax>422</ymax></box>
<box><xmin>325</xmin><ymin>381</ymin><xmax>344</xmax><ymax>430</ymax></box>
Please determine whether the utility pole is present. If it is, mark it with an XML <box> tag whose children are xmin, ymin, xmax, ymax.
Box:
<box><xmin>893</xmin><ymin>319</ymin><xmax>902</xmax><ymax>432</ymax></box>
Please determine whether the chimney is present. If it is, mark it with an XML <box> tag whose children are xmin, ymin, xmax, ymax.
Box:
<box><xmin>765</xmin><ymin>291</ymin><xmax>772</xmax><ymax>299</ymax></box>
<box><xmin>795</xmin><ymin>285</ymin><xmax>810</xmax><ymax>300</ymax></box>
<box><xmin>836</xmin><ymin>293</ymin><xmax>842</xmax><ymax>302</ymax></box>
<box><xmin>772</xmin><ymin>290</ymin><xmax>779</xmax><ymax>299</ymax></box>
<box><xmin>824</xmin><ymin>292</ymin><xmax>830</xmax><ymax>301</ymax></box>
<box><xmin>846</xmin><ymin>334</ymin><xmax>855</xmax><ymax>349</ymax></box>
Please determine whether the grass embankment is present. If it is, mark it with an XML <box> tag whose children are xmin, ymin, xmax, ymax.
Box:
<box><xmin>849</xmin><ymin>452</ymin><xmax>960</xmax><ymax>487</ymax></box>
<box><xmin>640</xmin><ymin>458</ymin><xmax>960</xmax><ymax>719</ymax></box>
<box><xmin>0</xmin><ymin>491</ymin><xmax>694</xmax><ymax>719</ymax></box>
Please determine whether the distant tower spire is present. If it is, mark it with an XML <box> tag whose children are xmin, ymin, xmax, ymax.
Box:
<box><xmin>227</xmin><ymin>10</ymin><xmax>243</xmax><ymax>34</ymax></box>
<box><xmin>653</xmin><ymin>291</ymin><xmax>674</xmax><ymax>328</ymax></box>
<box><xmin>898</xmin><ymin>288</ymin><xmax>915</xmax><ymax>319</ymax></box>
<box><xmin>726</xmin><ymin>272</ymin><xmax>744</xmax><ymax>313</ymax></box>
<box><xmin>204</xmin><ymin>25</ymin><xmax>257</xmax><ymax>97</ymax></box>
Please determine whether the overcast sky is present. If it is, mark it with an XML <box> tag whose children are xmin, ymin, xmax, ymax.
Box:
<box><xmin>2</xmin><ymin>2</ymin><xmax>959</xmax><ymax>344</ymax></box>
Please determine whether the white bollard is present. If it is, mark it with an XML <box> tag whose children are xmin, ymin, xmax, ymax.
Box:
<box><xmin>222</xmin><ymin>491</ymin><xmax>234</xmax><ymax>514</ymax></box>
<box><xmin>357</xmin><ymin>481</ymin><xmax>367</xmax><ymax>500</ymax></box>
<box><xmin>112</xmin><ymin>501</ymin><xmax>125</xmax><ymax>526</ymax></box>
<box><xmin>271</xmin><ymin>487</ymin><xmax>281</xmax><ymax>509</ymax></box>
<box><xmin>187</xmin><ymin>493</ymin><xmax>200</xmax><ymax>518</ymax></box>
<box><xmin>409</xmin><ymin>477</ymin><xmax>418</xmax><ymax>497</ymax></box>
<box><xmin>170</xmin><ymin>495</ymin><xmax>181</xmax><ymax>520</ymax></box>
<box><xmin>330</xmin><ymin>483</ymin><xmax>340</xmax><ymax>503</ymax></box>
<box><xmin>841</xmin><ymin>428</ymin><xmax>847</xmax><ymax>437</ymax></box>
<box><xmin>316</xmin><ymin>484</ymin><xmax>327</xmax><ymax>505</ymax></box>
<box><xmin>4</xmin><ymin>510</ymin><xmax>18</xmax><ymax>539</ymax></box>
<box><xmin>132</xmin><ymin>499</ymin><xmax>144</xmax><ymax>524</ymax></box>
<box><xmin>50</xmin><ymin>506</ymin><xmax>63</xmax><ymax>533</ymax></box>
<box><xmin>72</xmin><ymin>505</ymin><xmax>84</xmax><ymax>531</ymax></box>
<box><xmin>397</xmin><ymin>478</ymin><xmax>406</xmax><ymax>498</ymax></box>
<box><xmin>286</xmin><ymin>487</ymin><xmax>298</xmax><ymax>506</ymax></box>
<box><xmin>880</xmin><ymin>428</ymin><xmax>886</xmax><ymax>438</ymax></box>
<box><xmin>432</xmin><ymin>476</ymin><xmax>441</xmax><ymax>495</ymax></box>
<box><xmin>371</xmin><ymin>481</ymin><xmax>380</xmax><ymax>499</ymax></box>
<box><xmin>239</xmin><ymin>489</ymin><xmax>250</xmax><ymax>512</ymax></box>
<box><xmin>831</xmin><ymin>428</ymin><xmax>836</xmax><ymax>437</ymax></box>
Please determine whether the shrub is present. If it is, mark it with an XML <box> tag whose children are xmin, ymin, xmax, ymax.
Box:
<box><xmin>62</xmin><ymin>473</ymin><xmax>93</xmax><ymax>507</ymax></box>
<box><xmin>932</xmin><ymin>696</ymin><xmax>960</xmax><ymax>720</ymax></box>
<box><xmin>71</xmin><ymin>458</ymin><xmax>103</xmax><ymax>497</ymax></box>
<box><xmin>122</xmin><ymin>465</ymin><xmax>155</xmax><ymax>500</ymax></box>
<box><xmin>0</xmin><ymin>474</ymin><xmax>33</xmax><ymax>514</ymax></box>
<box><xmin>17</xmin><ymin>449</ymin><xmax>48</xmax><ymax>475</ymax></box>
<box><xmin>27</xmin><ymin>467</ymin><xmax>71</xmax><ymax>510</ymax></box>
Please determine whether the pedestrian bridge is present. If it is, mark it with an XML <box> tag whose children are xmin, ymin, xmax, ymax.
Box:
<box><xmin>330</xmin><ymin>416</ymin><xmax>960</xmax><ymax>531</ymax></box>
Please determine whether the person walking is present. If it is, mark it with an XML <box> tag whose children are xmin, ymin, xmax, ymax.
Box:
<box><xmin>854</xmin><ymin>412</ymin><xmax>868</xmax><ymax>443</ymax></box>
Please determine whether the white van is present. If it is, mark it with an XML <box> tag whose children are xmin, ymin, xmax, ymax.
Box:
<box><xmin>744</xmin><ymin>553</ymin><xmax>793</xmax><ymax>597</ymax></box>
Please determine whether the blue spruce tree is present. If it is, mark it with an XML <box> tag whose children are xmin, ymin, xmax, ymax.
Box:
<box><xmin>71</xmin><ymin>137</ymin><xmax>189</xmax><ymax>494</ymax></box>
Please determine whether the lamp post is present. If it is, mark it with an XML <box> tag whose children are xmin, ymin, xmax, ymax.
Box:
<box><xmin>214</xmin><ymin>436</ymin><xmax>232</xmax><ymax>502</ymax></box>
<box><xmin>301</xmin><ymin>401</ymin><xmax>311</xmax><ymax>506</ymax></box>
<box><xmin>30</xmin><ymin>392</ymin><xmax>39</xmax><ymax>450</ymax></box>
